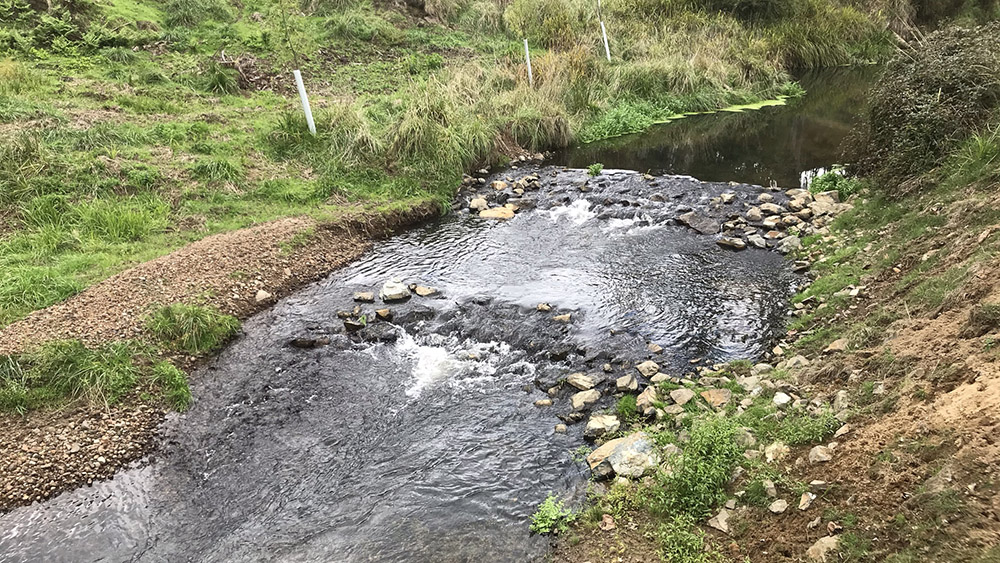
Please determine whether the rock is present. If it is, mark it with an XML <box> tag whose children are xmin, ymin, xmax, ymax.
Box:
<box><xmin>833</xmin><ymin>390</ymin><xmax>850</xmax><ymax>412</ymax></box>
<box><xmin>808</xmin><ymin>516</ymin><xmax>822</xmax><ymax>530</ymax></box>
<box><xmin>586</xmin><ymin>432</ymin><xmax>660</xmax><ymax>479</ymax></box>
<box><xmin>707</xmin><ymin>508</ymin><xmax>731</xmax><ymax>534</ymax></box>
<box><xmin>824</xmin><ymin>338</ymin><xmax>848</xmax><ymax>353</ymax></box>
<box><xmin>751</xmin><ymin>363</ymin><xmax>773</xmax><ymax>376</ymax></box>
<box><xmin>763</xmin><ymin>479</ymin><xmax>777</xmax><ymax>497</ymax></box>
<box><xmin>772</xmin><ymin>392</ymin><xmax>792</xmax><ymax>408</ymax></box>
<box><xmin>746</xmin><ymin>207</ymin><xmax>764</xmax><ymax>222</ymax></box>
<box><xmin>469</xmin><ymin>197</ymin><xmax>488</xmax><ymax>211</ymax></box>
<box><xmin>599</xmin><ymin>514</ymin><xmax>616</xmax><ymax>531</ymax></box>
<box><xmin>670</xmin><ymin>388</ymin><xmax>696</xmax><ymax>406</ymax></box>
<box><xmin>700</xmin><ymin>388</ymin><xmax>732</xmax><ymax>409</ymax></box>
<box><xmin>813</xmin><ymin>190</ymin><xmax>840</xmax><ymax>204</ymax></box>
<box><xmin>748</xmin><ymin>234</ymin><xmax>767</xmax><ymax>248</ymax></box>
<box><xmin>534</xmin><ymin>399</ymin><xmax>553</xmax><ymax>407</ymax></box>
<box><xmin>357</xmin><ymin>323</ymin><xmax>398</xmax><ymax>343</ymax></box>
<box><xmin>806</xmin><ymin>536</ymin><xmax>840</xmax><ymax>562</ymax></box>
<box><xmin>721</xmin><ymin>192</ymin><xmax>736</xmax><ymax>204</ymax></box>
<box><xmin>616</xmin><ymin>374</ymin><xmax>638</xmax><ymax>392</ymax></box>
<box><xmin>786</xmin><ymin>355</ymin><xmax>810</xmax><ymax>369</ymax></box>
<box><xmin>662</xmin><ymin>404</ymin><xmax>685</xmax><ymax>415</ymax></box>
<box><xmin>717</xmin><ymin>237</ymin><xmax>746</xmax><ymax>250</ymax></box>
<box><xmin>768</xmin><ymin>499</ymin><xmax>788</xmax><ymax>514</ymax></box>
<box><xmin>567</xmin><ymin>372</ymin><xmax>597</xmax><ymax>391</ymax></box>
<box><xmin>647</xmin><ymin>342</ymin><xmax>663</xmax><ymax>354</ymax></box>
<box><xmin>375</xmin><ymin>308</ymin><xmax>393</xmax><ymax>321</ymax></box>
<box><xmin>343</xmin><ymin>318</ymin><xmax>365</xmax><ymax>332</ymax></box>
<box><xmin>415</xmin><ymin>286</ymin><xmax>438</xmax><ymax>297</ymax></box>
<box><xmin>809</xmin><ymin>445</ymin><xmax>833</xmax><ymax>463</ymax></box>
<box><xmin>554</xmin><ymin>424</ymin><xmax>567</xmax><ymax>434</ymax></box>
<box><xmin>380</xmin><ymin>281</ymin><xmax>411</xmax><ymax>302</ymax></box>
<box><xmin>650</xmin><ymin>373</ymin><xmax>670</xmax><ymax>383</ymax></box>
<box><xmin>585</xmin><ymin>414</ymin><xmax>621</xmax><ymax>440</ymax></box>
<box><xmin>762</xmin><ymin>216</ymin><xmax>782</xmax><ymax>229</ymax></box>
<box><xmin>735</xmin><ymin>427</ymin><xmax>756</xmax><ymax>448</ymax></box>
<box><xmin>760</xmin><ymin>202</ymin><xmax>785</xmax><ymax>215</ymax></box>
<box><xmin>782</xmin><ymin>214</ymin><xmax>802</xmax><ymax>226</ymax></box>
<box><xmin>758</xmin><ymin>193</ymin><xmax>774</xmax><ymax>203</ymax></box>
<box><xmin>553</xmin><ymin>313</ymin><xmax>572</xmax><ymax>323</ymax></box>
<box><xmin>255</xmin><ymin>289</ymin><xmax>272</xmax><ymax>302</ymax></box>
<box><xmin>777</xmin><ymin>236</ymin><xmax>802</xmax><ymax>254</ymax></box>
<box><xmin>353</xmin><ymin>291</ymin><xmax>375</xmax><ymax>302</ymax></box>
<box><xmin>834</xmin><ymin>424</ymin><xmax>851</xmax><ymax>438</ymax></box>
<box><xmin>479</xmin><ymin>207</ymin><xmax>515</xmax><ymax>220</ymax></box>
<box><xmin>799</xmin><ymin>492</ymin><xmax>817</xmax><ymax>510</ymax></box>
<box><xmin>571</xmin><ymin>389</ymin><xmax>601</xmax><ymax>410</ymax></box>
<box><xmin>289</xmin><ymin>337</ymin><xmax>330</xmax><ymax>349</ymax></box>
<box><xmin>636</xmin><ymin>386</ymin><xmax>658</xmax><ymax>416</ymax></box>
<box><xmin>536</xmin><ymin>303</ymin><xmax>552</xmax><ymax>312</ymax></box>
<box><xmin>765</xmin><ymin>442</ymin><xmax>789</xmax><ymax>463</ymax></box>
<box><xmin>635</xmin><ymin>360</ymin><xmax>659</xmax><ymax>377</ymax></box>
<box><xmin>490</xmin><ymin>180</ymin><xmax>507</xmax><ymax>190</ymax></box>
<box><xmin>725</xmin><ymin>499</ymin><xmax>737</xmax><ymax>510</ymax></box>
<box><xmin>678</xmin><ymin>212</ymin><xmax>720</xmax><ymax>235</ymax></box>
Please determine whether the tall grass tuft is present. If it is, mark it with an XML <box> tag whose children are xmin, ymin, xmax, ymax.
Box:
<box><xmin>146</xmin><ymin>303</ymin><xmax>241</xmax><ymax>354</ymax></box>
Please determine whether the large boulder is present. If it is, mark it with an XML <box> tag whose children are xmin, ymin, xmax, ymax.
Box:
<box><xmin>586</xmin><ymin>432</ymin><xmax>660</xmax><ymax>479</ymax></box>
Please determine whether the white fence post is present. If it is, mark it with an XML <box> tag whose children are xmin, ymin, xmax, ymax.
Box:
<box><xmin>600</xmin><ymin>20</ymin><xmax>611</xmax><ymax>62</ymax></box>
<box><xmin>524</xmin><ymin>39</ymin><xmax>533</xmax><ymax>87</ymax></box>
<box><xmin>293</xmin><ymin>69</ymin><xmax>317</xmax><ymax>136</ymax></box>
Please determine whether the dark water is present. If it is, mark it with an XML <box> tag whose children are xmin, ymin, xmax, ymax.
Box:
<box><xmin>552</xmin><ymin>66</ymin><xmax>882</xmax><ymax>188</ymax></box>
<box><xmin>0</xmin><ymin>68</ymin><xmax>876</xmax><ymax>563</ymax></box>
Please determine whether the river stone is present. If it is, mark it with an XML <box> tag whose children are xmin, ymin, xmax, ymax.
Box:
<box><xmin>553</xmin><ymin>313</ymin><xmax>572</xmax><ymax>323</ymax></box>
<box><xmin>670</xmin><ymin>388</ymin><xmax>696</xmax><ymax>406</ymax></box>
<box><xmin>806</xmin><ymin>536</ymin><xmax>840</xmax><ymax>562</ymax></box>
<box><xmin>747</xmin><ymin>234</ymin><xmax>767</xmax><ymax>248</ymax></box>
<box><xmin>782</xmin><ymin>214</ymin><xmax>802</xmax><ymax>226</ymax></box>
<box><xmin>536</xmin><ymin>302</ymin><xmax>552</xmax><ymax>312</ymax></box>
<box><xmin>759</xmin><ymin>202</ymin><xmax>785</xmax><ymax>215</ymax></box>
<box><xmin>717</xmin><ymin>237</ymin><xmax>746</xmax><ymax>250</ymax></box>
<box><xmin>813</xmin><ymin>190</ymin><xmax>840</xmax><ymax>204</ymax></box>
<box><xmin>586</xmin><ymin>432</ymin><xmax>659</xmax><ymax>479</ymax></box>
<box><xmin>554</xmin><ymin>424</ymin><xmax>567</xmax><ymax>434</ymax></box>
<box><xmin>567</xmin><ymin>372</ymin><xmax>597</xmax><ymax>391</ymax></box>
<box><xmin>707</xmin><ymin>508</ymin><xmax>731</xmax><ymax>534</ymax></box>
<box><xmin>768</xmin><ymin>499</ymin><xmax>788</xmax><ymax>514</ymax></box>
<box><xmin>571</xmin><ymin>389</ymin><xmax>601</xmax><ymax>410</ymax></box>
<box><xmin>662</xmin><ymin>404</ymin><xmax>684</xmax><ymax>415</ymax></box>
<box><xmin>414</xmin><ymin>285</ymin><xmax>438</xmax><ymax>297</ymax></box>
<box><xmin>375</xmin><ymin>308</ymin><xmax>393</xmax><ymax>321</ymax></box>
<box><xmin>636</xmin><ymin>360</ymin><xmax>659</xmax><ymax>377</ymax></box>
<box><xmin>809</xmin><ymin>445</ymin><xmax>833</xmax><ymax>463</ymax></box>
<box><xmin>809</xmin><ymin>200</ymin><xmax>837</xmax><ymax>216</ymax></box>
<box><xmin>762</xmin><ymin>216</ymin><xmax>781</xmax><ymax>229</ymax></box>
<box><xmin>584</xmin><ymin>414</ymin><xmax>621</xmax><ymax>440</ymax></box>
<box><xmin>343</xmin><ymin>318</ymin><xmax>365</xmax><ymax>332</ymax></box>
<box><xmin>534</xmin><ymin>399</ymin><xmax>552</xmax><ymax>407</ymax></box>
<box><xmin>746</xmin><ymin>207</ymin><xmax>763</xmax><ymax>222</ymax></box>
<box><xmin>678</xmin><ymin>211</ymin><xmax>720</xmax><ymax>235</ymax></box>
<box><xmin>480</xmin><ymin>207</ymin><xmax>515</xmax><ymax>220</ymax></box>
<box><xmin>650</xmin><ymin>372</ymin><xmax>670</xmax><ymax>383</ymax></box>
<box><xmin>469</xmin><ymin>197</ymin><xmax>488</xmax><ymax>211</ymax></box>
<box><xmin>647</xmin><ymin>342</ymin><xmax>663</xmax><ymax>354</ymax></box>
<box><xmin>700</xmin><ymin>388</ymin><xmax>732</xmax><ymax>409</ymax></box>
<box><xmin>721</xmin><ymin>192</ymin><xmax>736</xmax><ymax>204</ymax></box>
<box><xmin>777</xmin><ymin>236</ymin><xmax>801</xmax><ymax>254</ymax></box>
<box><xmin>353</xmin><ymin>291</ymin><xmax>375</xmax><ymax>302</ymax></box>
<box><xmin>636</xmin><ymin>386</ymin><xmax>658</xmax><ymax>416</ymax></box>
<box><xmin>758</xmin><ymin>192</ymin><xmax>774</xmax><ymax>203</ymax></box>
<box><xmin>380</xmin><ymin>281</ymin><xmax>411</xmax><ymax>302</ymax></box>
<box><xmin>616</xmin><ymin>374</ymin><xmax>638</xmax><ymax>392</ymax></box>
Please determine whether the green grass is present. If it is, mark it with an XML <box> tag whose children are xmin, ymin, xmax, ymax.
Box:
<box><xmin>0</xmin><ymin>339</ymin><xmax>191</xmax><ymax>414</ymax></box>
<box><xmin>146</xmin><ymin>303</ymin><xmax>241</xmax><ymax>354</ymax></box>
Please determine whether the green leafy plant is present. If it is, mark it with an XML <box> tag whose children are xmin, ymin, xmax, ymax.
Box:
<box><xmin>587</xmin><ymin>163</ymin><xmax>604</xmax><ymax>176</ymax></box>
<box><xmin>529</xmin><ymin>494</ymin><xmax>575</xmax><ymax>535</ymax></box>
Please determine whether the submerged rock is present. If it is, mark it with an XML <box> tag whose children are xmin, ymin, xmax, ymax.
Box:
<box><xmin>717</xmin><ymin>237</ymin><xmax>746</xmax><ymax>250</ymax></box>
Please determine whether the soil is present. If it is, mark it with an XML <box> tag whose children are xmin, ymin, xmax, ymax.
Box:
<box><xmin>0</xmin><ymin>203</ymin><xmax>438</xmax><ymax>513</ymax></box>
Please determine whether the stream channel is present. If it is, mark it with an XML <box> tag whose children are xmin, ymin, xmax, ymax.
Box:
<box><xmin>0</xmin><ymin>67</ymin><xmax>879</xmax><ymax>562</ymax></box>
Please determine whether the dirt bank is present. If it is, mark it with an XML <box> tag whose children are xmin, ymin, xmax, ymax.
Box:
<box><xmin>0</xmin><ymin>203</ymin><xmax>439</xmax><ymax>513</ymax></box>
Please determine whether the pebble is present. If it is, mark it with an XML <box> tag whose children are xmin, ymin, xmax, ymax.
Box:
<box><xmin>768</xmin><ymin>499</ymin><xmax>788</xmax><ymax>514</ymax></box>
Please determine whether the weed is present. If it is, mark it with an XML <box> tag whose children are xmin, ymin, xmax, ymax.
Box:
<box><xmin>570</xmin><ymin>445</ymin><xmax>592</xmax><ymax>462</ymax></box>
<box><xmin>616</xmin><ymin>394</ymin><xmax>637</xmax><ymax>421</ymax></box>
<box><xmin>529</xmin><ymin>494</ymin><xmax>575</xmax><ymax>535</ymax></box>
<box><xmin>190</xmin><ymin>158</ymin><xmax>244</xmax><ymax>183</ymax></box>
<box><xmin>151</xmin><ymin>361</ymin><xmax>191</xmax><ymax>410</ymax></box>
<box><xmin>655</xmin><ymin>514</ymin><xmax>724</xmax><ymax>562</ymax></box>
<box><xmin>587</xmin><ymin>163</ymin><xmax>603</xmax><ymax>177</ymax></box>
<box><xmin>147</xmin><ymin>304</ymin><xmax>240</xmax><ymax>355</ymax></box>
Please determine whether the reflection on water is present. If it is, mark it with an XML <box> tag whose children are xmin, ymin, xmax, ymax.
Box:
<box><xmin>552</xmin><ymin>66</ymin><xmax>882</xmax><ymax>188</ymax></box>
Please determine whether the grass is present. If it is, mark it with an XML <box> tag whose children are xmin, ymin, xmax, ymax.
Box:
<box><xmin>146</xmin><ymin>303</ymin><xmax>241</xmax><ymax>354</ymax></box>
<box><xmin>0</xmin><ymin>339</ymin><xmax>191</xmax><ymax>414</ymax></box>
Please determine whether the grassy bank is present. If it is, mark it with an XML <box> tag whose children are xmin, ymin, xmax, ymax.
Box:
<box><xmin>549</xmin><ymin>21</ymin><xmax>1000</xmax><ymax>562</ymax></box>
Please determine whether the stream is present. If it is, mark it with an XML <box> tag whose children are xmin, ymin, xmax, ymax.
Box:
<box><xmin>0</xmin><ymin>67</ymin><xmax>879</xmax><ymax>563</ymax></box>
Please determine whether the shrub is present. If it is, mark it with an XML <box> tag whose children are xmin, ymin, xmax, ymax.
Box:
<box><xmin>850</xmin><ymin>23</ymin><xmax>1000</xmax><ymax>195</ymax></box>
<box><xmin>503</xmin><ymin>0</ymin><xmax>593</xmax><ymax>49</ymax></box>
<box><xmin>529</xmin><ymin>494</ymin><xmax>575</xmax><ymax>535</ymax></box>
<box><xmin>146</xmin><ymin>303</ymin><xmax>241</xmax><ymax>354</ymax></box>
<box><xmin>656</xmin><ymin>514</ymin><xmax>721</xmax><ymax>563</ymax></box>
<box><xmin>809</xmin><ymin>169</ymin><xmax>861</xmax><ymax>201</ymax></box>
<box><xmin>587</xmin><ymin>162</ymin><xmax>604</xmax><ymax>176</ymax></box>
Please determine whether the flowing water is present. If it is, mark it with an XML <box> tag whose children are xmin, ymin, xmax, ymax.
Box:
<box><xmin>0</xmin><ymin>67</ymin><xmax>879</xmax><ymax>563</ymax></box>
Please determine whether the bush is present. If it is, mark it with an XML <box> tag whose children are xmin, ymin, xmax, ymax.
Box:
<box><xmin>325</xmin><ymin>7</ymin><xmax>403</xmax><ymax>43</ymax></box>
<box><xmin>529</xmin><ymin>494</ymin><xmax>575</xmax><ymax>535</ymax></box>
<box><xmin>850</xmin><ymin>23</ymin><xmax>1000</xmax><ymax>195</ymax></box>
<box><xmin>146</xmin><ymin>303</ymin><xmax>241</xmax><ymax>354</ymax></box>
<box><xmin>809</xmin><ymin>169</ymin><xmax>861</xmax><ymax>201</ymax></box>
